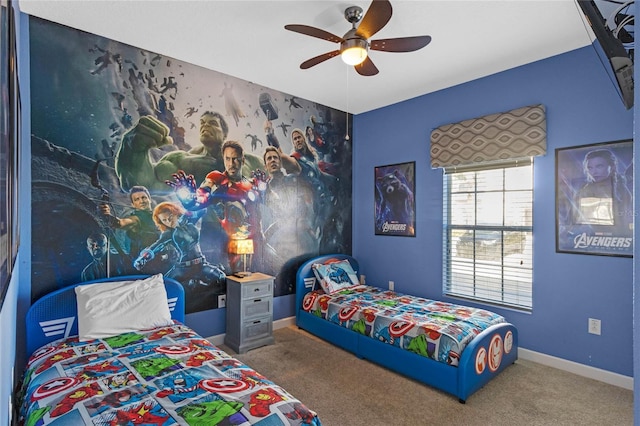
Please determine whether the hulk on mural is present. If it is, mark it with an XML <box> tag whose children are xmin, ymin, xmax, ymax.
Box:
<box><xmin>115</xmin><ymin>112</ymin><xmax>263</xmax><ymax>192</ymax></box>
<box><xmin>29</xmin><ymin>16</ymin><xmax>352</xmax><ymax>313</ymax></box>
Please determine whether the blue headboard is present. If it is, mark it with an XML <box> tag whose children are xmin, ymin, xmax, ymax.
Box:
<box><xmin>25</xmin><ymin>275</ymin><xmax>185</xmax><ymax>357</ymax></box>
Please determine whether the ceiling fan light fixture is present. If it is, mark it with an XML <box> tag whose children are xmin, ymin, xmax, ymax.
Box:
<box><xmin>285</xmin><ymin>0</ymin><xmax>431</xmax><ymax>75</ymax></box>
<box><xmin>341</xmin><ymin>38</ymin><xmax>368</xmax><ymax>65</ymax></box>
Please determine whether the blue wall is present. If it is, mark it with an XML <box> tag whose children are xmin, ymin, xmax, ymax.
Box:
<box><xmin>0</xmin><ymin>262</ymin><xmax>18</xmax><ymax>426</ymax></box>
<box><xmin>352</xmin><ymin>46</ymin><xmax>634</xmax><ymax>376</ymax></box>
<box><xmin>1</xmin><ymin>12</ymin><xmax>637</xmax><ymax>426</ymax></box>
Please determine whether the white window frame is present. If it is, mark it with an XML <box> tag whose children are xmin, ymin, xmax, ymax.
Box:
<box><xmin>443</xmin><ymin>160</ymin><xmax>533</xmax><ymax>311</ymax></box>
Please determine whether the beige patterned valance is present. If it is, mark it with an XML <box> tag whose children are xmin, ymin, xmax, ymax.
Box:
<box><xmin>430</xmin><ymin>104</ymin><xmax>546</xmax><ymax>169</ymax></box>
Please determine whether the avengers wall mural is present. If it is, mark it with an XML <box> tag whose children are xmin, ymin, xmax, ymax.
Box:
<box><xmin>29</xmin><ymin>17</ymin><xmax>352</xmax><ymax>313</ymax></box>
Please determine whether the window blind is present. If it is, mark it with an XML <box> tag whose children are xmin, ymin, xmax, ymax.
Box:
<box><xmin>443</xmin><ymin>160</ymin><xmax>533</xmax><ymax>310</ymax></box>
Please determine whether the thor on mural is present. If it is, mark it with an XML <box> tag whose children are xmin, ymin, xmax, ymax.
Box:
<box><xmin>29</xmin><ymin>17</ymin><xmax>353</xmax><ymax>312</ymax></box>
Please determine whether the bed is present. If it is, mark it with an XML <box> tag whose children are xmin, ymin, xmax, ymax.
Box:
<box><xmin>17</xmin><ymin>274</ymin><xmax>321</xmax><ymax>425</ymax></box>
<box><xmin>295</xmin><ymin>254</ymin><xmax>518</xmax><ymax>403</ymax></box>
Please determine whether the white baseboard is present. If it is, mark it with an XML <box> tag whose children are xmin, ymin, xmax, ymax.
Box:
<box><xmin>208</xmin><ymin>334</ymin><xmax>225</xmax><ymax>346</ymax></box>
<box><xmin>273</xmin><ymin>316</ymin><xmax>296</xmax><ymax>329</ymax></box>
<box><xmin>209</xmin><ymin>317</ymin><xmax>633</xmax><ymax>391</ymax></box>
<box><xmin>518</xmin><ymin>347</ymin><xmax>633</xmax><ymax>390</ymax></box>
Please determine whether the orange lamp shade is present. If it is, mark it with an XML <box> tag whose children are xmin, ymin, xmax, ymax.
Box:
<box><xmin>228</xmin><ymin>238</ymin><xmax>254</xmax><ymax>255</ymax></box>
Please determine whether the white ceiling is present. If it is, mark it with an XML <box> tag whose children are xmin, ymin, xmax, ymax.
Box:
<box><xmin>19</xmin><ymin>0</ymin><xmax>596</xmax><ymax>114</ymax></box>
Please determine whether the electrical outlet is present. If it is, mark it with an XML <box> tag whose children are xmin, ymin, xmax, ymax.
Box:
<box><xmin>389</xmin><ymin>281</ymin><xmax>394</xmax><ymax>291</ymax></box>
<box><xmin>360</xmin><ymin>274</ymin><xmax>366</xmax><ymax>285</ymax></box>
<box><xmin>218</xmin><ymin>294</ymin><xmax>226</xmax><ymax>308</ymax></box>
<box><xmin>588</xmin><ymin>318</ymin><xmax>601</xmax><ymax>335</ymax></box>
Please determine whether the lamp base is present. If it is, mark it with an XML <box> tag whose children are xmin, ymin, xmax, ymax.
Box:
<box><xmin>233</xmin><ymin>271</ymin><xmax>253</xmax><ymax>278</ymax></box>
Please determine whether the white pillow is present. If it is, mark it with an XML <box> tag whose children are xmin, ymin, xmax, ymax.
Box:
<box><xmin>312</xmin><ymin>259</ymin><xmax>361</xmax><ymax>294</ymax></box>
<box><xmin>75</xmin><ymin>274</ymin><xmax>173</xmax><ymax>341</ymax></box>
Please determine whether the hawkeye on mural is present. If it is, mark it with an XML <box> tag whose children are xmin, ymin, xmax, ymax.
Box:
<box><xmin>29</xmin><ymin>17</ymin><xmax>352</xmax><ymax>313</ymax></box>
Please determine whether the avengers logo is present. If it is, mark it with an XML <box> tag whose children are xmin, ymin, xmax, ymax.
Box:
<box><xmin>381</xmin><ymin>222</ymin><xmax>408</xmax><ymax>233</ymax></box>
<box><xmin>573</xmin><ymin>233</ymin><xmax>631</xmax><ymax>250</ymax></box>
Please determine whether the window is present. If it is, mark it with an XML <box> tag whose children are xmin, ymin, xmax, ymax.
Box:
<box><xmin>443</xmin><ymin>161</ymin><xmax>533</xmax><ymax>310</ymax></box>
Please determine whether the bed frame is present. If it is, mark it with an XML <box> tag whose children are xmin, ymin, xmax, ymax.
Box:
<box><xmin>295</xmin><ymin>254</ymin><xmax>518</xmax><ymax>403</ymax></box>
<box><xmin>25</xmin><ymin>275</ymin><xmax>185</xmax><ymax>357</ymax></box>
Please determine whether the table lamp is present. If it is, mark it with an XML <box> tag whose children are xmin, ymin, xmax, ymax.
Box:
<box><xmin>228</xmin><ymin>238</ymin><xmax>254</xmax><ymax>278</ymax></box>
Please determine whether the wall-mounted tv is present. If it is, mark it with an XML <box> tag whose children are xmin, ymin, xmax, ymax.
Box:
<box><xmin>578</xmin><ymin>0</ymin><xmax>634</xmax><ymax>109</ymax></box>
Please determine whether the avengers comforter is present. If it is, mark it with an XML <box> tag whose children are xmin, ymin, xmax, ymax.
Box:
<box><xmin>301</xmin><ymin>285</ymin><xmax>505</xmax><ymax>366</ymax></box>
<box><xmin>17</xmin><ymin>322</ymin><xmax>320</xmax><ymax>425</ymax></box>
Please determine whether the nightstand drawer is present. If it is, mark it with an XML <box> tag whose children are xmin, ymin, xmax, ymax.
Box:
<box><xmin>243</xmin><ymin>297</ymin><xmax>271</xmax><ymax>319</ymax></box>
<box><xmin>242</xmin><ymin>281</ymin><xmax>272</xmax><ymax>299</ymax></box>
<box><xmin>242</xmin><ymin>316</ymin><xmax>272</xmax><ymax>341</ymax></box>
<box><xmin>225</xmin><ymin>273</ymin><xmax>275</xmax><ymax>354</ymax></box>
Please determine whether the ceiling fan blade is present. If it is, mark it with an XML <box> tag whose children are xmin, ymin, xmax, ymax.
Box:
<box><xmin>284</xmin><ymin>24</ymin><xmax>343</xmax><ymax>43</ymax></box>
<box><xmin>355</xmin><ymin>56</ymin><xmax>379</xmax><ymax>76</ymax></box>
<box><xmin>357</xmin><ymin>0</ymin><xmax>393</xmax><ymax>40</ymax></box>
<box><xmin>300</xmin><ymin>50</ymin><xmax>341</xmax><ymax>69</ymax></box>
<box><xmin>370</xmin><ymin>35</ymin><xmax>432</xmax><ymax>52</ymax></box>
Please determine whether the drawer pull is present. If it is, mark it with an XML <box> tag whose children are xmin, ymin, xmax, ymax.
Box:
<box><xmin>254</xmin><ymin>288</ymin><xmax>260</xmax><ymax>292</ymax></box>
<box><xmin>253</xmin><ymin>299</ymin><xmax>262</xmax><ymax>303</ymax></box>
<box><xmin>253</xmin><ymin>320</ymin><xmax>261</xmax><ymax>324</ymax></box>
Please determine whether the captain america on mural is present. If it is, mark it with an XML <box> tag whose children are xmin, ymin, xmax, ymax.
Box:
<box><xmin>28</xmin><ymin>16</ymin><xmax>353</xmax><ymax>313</ymax></box>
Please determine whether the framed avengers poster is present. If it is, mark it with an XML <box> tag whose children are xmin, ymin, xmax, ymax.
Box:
<box><xmin>556</xmin><ymin>139</ymin><xmax>633</xmax><ymax>257</ymax></box>
<box><xmin>374</xmin><ymin>161</ymin><xmax>415</xmax><ymax>237</ymax></box>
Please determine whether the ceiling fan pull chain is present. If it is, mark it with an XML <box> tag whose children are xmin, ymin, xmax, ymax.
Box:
<box><xmin>345</xmin><ymin>67</ymin><xmax>350</xmax><ymax>141</ymax></box>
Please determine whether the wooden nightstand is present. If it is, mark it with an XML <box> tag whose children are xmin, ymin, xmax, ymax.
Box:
<box><xmin>224</xmin><ymin>272</ymin><xmax>275</xmax><ymax>354</ymax></box>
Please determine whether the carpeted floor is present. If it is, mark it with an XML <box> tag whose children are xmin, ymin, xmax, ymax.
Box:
<box><xmin>218</xmin><ymin>326</ymin><xmax>633</xmax><ymax>426</ymax></box>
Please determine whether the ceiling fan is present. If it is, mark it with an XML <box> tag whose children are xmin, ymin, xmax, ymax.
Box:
<box><xmin>284</xmin><ymin>0</ymin><xmax>432</xmax><ymax>76</ymax></box>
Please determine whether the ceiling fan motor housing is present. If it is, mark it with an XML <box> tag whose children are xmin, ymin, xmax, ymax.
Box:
<box><xmin>341</xmin><ymin>30</ymin><xmax>369</xmax><ymax>53</ymax></box>
<box><xmin>344</xmin><ymin>6</ymin><xmax>364</xmax><ymax>24</ymax></box>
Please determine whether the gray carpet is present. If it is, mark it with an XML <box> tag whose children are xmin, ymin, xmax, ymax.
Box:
<box><xmin>219</xmin><ymin>326</ymin><xmax>632</xmax><ymax>425</ymax></box>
